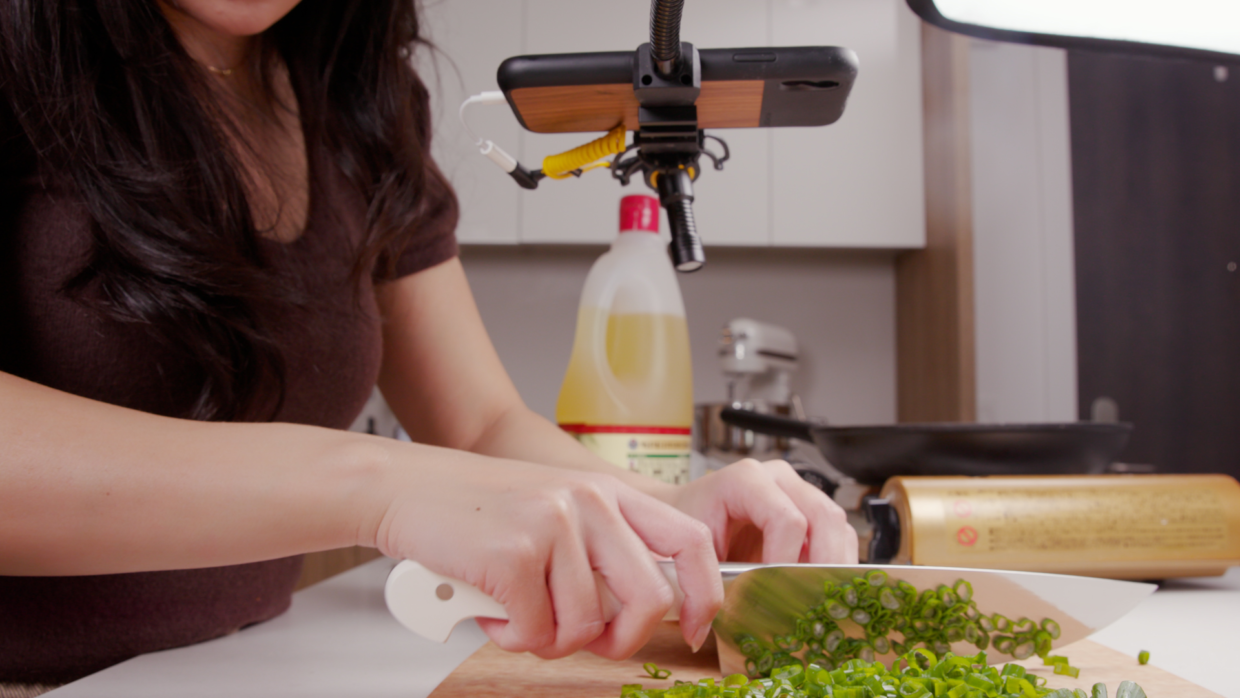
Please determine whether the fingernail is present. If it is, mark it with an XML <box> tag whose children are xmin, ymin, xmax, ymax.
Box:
<box><xmin>690</xmin><ymin>624</ymin><xmax>711</xmax><ymax>653</ymax></box>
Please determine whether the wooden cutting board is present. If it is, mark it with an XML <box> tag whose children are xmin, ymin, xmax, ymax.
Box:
<box><xmin>429</xmin><ymin>623</ymin><xmax>1220</xmax><ymax>698</ymax></box>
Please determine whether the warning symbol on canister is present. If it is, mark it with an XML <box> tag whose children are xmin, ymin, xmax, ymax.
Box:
<box><xmin>952</xmin><ymin>499</ymin><xmax>972</xmax><ymax>518</ymax></box>
<box><xmin>956</xmin><ymin>525</ymin><xmax>978</xmax><ymax>547</ymax></box>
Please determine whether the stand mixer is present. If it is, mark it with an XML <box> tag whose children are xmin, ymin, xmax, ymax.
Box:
<box><xmin>718</xmin><ymin>318</ymin><xmax>799</xmax><ymax>410</ymax></box>
<box><xmin>694</xmin><ymin>319</ymin><xmax>846</xmax><ymax>493</ymax></box>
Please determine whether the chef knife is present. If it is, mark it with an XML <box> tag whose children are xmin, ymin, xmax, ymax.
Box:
<box><xmin>384</xmin><ymin>560</ymin><xmax>1154</xmax><ymax>673</ymax></box>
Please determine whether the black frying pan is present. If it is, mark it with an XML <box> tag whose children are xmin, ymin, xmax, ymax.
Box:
<box><xmin>719</xmin><ymin>408</ymin><xmax>1133</xmax><ymax>486</ymax></box>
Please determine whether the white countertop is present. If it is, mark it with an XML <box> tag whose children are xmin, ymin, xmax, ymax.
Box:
<box><xmin>1090</xmin><ymin>567</ymin><xmax>1239</xmax><ymax>697</ymax></box>
<box><xmin>46</xmin><ymin>559</ymin><xmax>489</xmax><ymax>698</ymax></box>
<box><xmin>47</xmin><ymin>560</ymin><xmax>1240</xmax><ymax>698</ymax></box>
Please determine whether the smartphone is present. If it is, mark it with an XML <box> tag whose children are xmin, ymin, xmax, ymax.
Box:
<box><xmin>496</xmin><ymin>46</ymin><xmax>859</xmax><ymax>134</ymax></box>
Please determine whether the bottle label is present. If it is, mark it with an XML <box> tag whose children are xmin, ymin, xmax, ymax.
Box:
<box><xmin>937</xmin><ymin>484</ymin><xmax>1231</xmax><ymax>556</ymax></box>
<box><xmin>559</xmin><ymin>424</ymin><xmax>691</xmax><ymax>484</ymax></box>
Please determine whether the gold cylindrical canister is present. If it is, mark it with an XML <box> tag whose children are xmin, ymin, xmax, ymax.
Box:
<box><xmin>881</xmin><ymin>474</ymin><xmax>1240</xmax><ymax>579</ymax></box>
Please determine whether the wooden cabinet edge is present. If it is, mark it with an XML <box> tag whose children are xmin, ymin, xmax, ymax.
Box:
<box><xmin>896</xmin><ymin>22</ymin><xmax>977</xmax><ymax>423</ymax></box>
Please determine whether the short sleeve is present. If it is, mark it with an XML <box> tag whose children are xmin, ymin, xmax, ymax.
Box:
<box><xmin>374</xmin><ymin>168</ymin><xmax>460</xmax><ymax>282</ymax></box>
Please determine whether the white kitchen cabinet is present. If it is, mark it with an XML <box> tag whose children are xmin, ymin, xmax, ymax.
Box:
<box><xmin>418</xmin><ymin>0</ymin><xmax>524</xmax><ymax>244</ymax></box>
<box><xmin>969</xmin><ymin>40</ymin><xmax>1078</xmax><ymax>423</ymax></box>
<box><xmin>420</xmin><ymin>0</ymin><xmax>924</xmax><ymax>249</ymax></box>
<box><xmin>770</xmin><ymin>0</ymin><xmax>926</xmax><ymax>248</ymax></box>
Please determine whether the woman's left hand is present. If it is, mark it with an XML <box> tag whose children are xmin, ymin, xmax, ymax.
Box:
<box><xmin>667</xmin><ymin>458</ymin><xmax>859</xmax><ymax>564</ymax></box>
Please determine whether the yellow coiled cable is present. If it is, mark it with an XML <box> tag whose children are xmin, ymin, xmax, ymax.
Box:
<box><xmin>541</xmin><ymin>125</ymin><xmax>627</xmax><ymax>180</ymax></box>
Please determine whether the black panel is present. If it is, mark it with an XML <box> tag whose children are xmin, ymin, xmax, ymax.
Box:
<box><xmin>497</xmin><ymin>46</ymin><xmax>859</xmax><ymax>129</ymax></box>
<box><xmin>497</xmin><ymin>47</ymin><xmax>858</xmax><ymax>90</ymax></box>
<box><xmin>497</xmin><ymin>51</ymin><xmax>633</xmax><ymax>90</ymax></box>
<box><xmin>1070</xmin><ymin>51</ymin><xmax>1240</xmax><ymax>476</ymax></box>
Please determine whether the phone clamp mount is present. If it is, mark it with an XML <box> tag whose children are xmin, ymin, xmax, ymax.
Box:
<box><xmin>609</xmin><ymin>41</ymin><xmax>729</xmax><ymax>272</ymax></box>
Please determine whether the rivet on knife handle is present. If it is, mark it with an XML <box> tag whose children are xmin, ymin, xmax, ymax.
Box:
<box><xmin>385</xmin><ymin>559</ymin><xmax>683</xmax><ymax>643</ymax></box>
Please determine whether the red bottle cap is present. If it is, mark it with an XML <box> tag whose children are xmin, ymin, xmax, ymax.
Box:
<box><xmin>619</xmin><ymin>195</ymin><xmax>660</xmax><ymax>234</ymax></box>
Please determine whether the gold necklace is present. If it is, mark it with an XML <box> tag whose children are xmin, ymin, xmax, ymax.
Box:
<box><xmin>204</xmin><ymin>63</ymin><xmax>236</xmax><ymax>77</ymax></box>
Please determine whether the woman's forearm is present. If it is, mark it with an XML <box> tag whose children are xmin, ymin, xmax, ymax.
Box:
<box><xmin>0</xmin><ymin>370</ymin><xmax>393</xmax><ymax>575</ymax></box>
<box><xmin>1</xmin><ymin>370</ymin><xmax>726</xmax><ymax>655</ymax></box>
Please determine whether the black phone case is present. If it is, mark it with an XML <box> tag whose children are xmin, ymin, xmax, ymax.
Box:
<box><xmin>497</xmin><ymin>46</ymin><xmax>859</xmax><ymax>131</ymax></box>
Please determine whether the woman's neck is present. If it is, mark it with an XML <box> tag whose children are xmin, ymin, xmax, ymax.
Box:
<box><xmin>158</xmin><ymin>1</ymin><xmax>254</xmax><ymax>77</ymax></box>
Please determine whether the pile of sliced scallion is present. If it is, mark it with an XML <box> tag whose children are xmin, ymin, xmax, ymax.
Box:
<box><xmin>616</xmin><ymin>570</ymin><xmax>1149</xmax><ymax>698</ymax></box>
<box><xmin>623</xmin><ymin>653</ymin><xmax>1149</xmax><ymax>698</ymax></box>
<box><xmin>733</xmin><ymin>570</ymin><xmax>1066</xmax><ymax>675</ymax></box>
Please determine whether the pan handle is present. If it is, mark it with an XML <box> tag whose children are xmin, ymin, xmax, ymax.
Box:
<box><xmin>719</xmin><ymin>407</ymin><xmax>816</xmax><ymax>441</ymax></box>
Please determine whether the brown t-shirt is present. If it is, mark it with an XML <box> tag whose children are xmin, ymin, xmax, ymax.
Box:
<box><xmin>0</xmin><ymin>132</ymin><xmax>458</xmax><ymax>682</ymax></box>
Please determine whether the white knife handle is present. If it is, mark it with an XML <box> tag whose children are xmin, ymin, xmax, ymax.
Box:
<box><xmin>384</xmin><ymin>559</ymin><xmax>682</xmax><ymax>643</ymax></box>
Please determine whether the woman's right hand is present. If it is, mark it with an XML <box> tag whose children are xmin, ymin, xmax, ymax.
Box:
<box><xmin>367</xmin><ymin>445</ymin><xmax>724</xmax><ymax>660</ymax></box>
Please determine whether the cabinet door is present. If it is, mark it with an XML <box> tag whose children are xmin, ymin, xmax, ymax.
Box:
<box><xmin>770</xmin><ymin>0</ymin><xmax>925</xmax><ymax>248</ymax></box>
<box><xmin>519</xmin><ymin>0</ymin><xmax>770</xmax><ymax>245</ymax></box>
<box><xmin>419</xmin><ymin>0</ymin><xmax>524</xmax><ymax>244</ymax></box>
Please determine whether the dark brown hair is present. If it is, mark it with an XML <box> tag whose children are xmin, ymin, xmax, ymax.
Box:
<box><xmin>0</xmin><ymin>0</ymin><xmax>456</xmax><ymax>421</ymax></box>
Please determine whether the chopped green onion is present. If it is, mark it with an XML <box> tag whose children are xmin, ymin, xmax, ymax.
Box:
<box><xmin>1001</xmin><ymin>664</ymin><xmax>1026</xmax><ymax>679</ymax></box>
<box><xmin>824</xmin><ymin>629</ymin><xmax>844</xmax><ymax>652</ymax></box>
<box><xmin>643</xmin><ymin>662</ymin><xmax>672</xmax><ymax>680</ymax></box>
<box><xmin>1137</xmin><ymin>650</ymin><xmax>1149</xmax><ymax>665</ymax></box>
<box><xmin>1116</xmin><ymin>681</ymin><xmax>1148</xmax><ymax>698</ymax></box>
<box><xmin>1034</xmin><ymin>631</ymin><xmax>1054</xmax><ymax>659</ymax></box>
<box><xmin>880</xmin><ymin>587</ymin><xmax>902</xmax><ymax>610</ymax></box>
<box><xmin>826</xmin><ymin>600</ymin><xmax>850</xmax><ymax>620</ymax></box>
<box><xmin>726</xmin><ymin>568</ymin><xmax>1087</xmax><ymax>689</ymax></box>
<box><xmin>964</xmin><ymin>623</ymin><xmax>981</xmax><ymax>644</ymax></box>
<box><xmin>938</xmin><ymin>585</ymin><xmax>959</xmax><ymax>606</ymax></box>
<box><xmin>1013</xmin><ymin>618</ymin><xmax>1036</xmax><ymax>634</ymax></box>
<box><xmin>619</xmin><ymin>652</ymin><xmax>1146</xmax><ymax>698</ymax></box>
<box><xmin>1053</xmin><ymin>663</ymin><xmax>1081</xmax><ymax>679</ymax></box>
<box><xmin>842</xmin><ymin>586</ymin><xmax>859</xmax><ymax>607</ymax></box>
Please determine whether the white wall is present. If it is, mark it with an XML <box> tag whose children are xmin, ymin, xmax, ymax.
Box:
<box><xmin>460</xmin><ymin>245</ymin><xmax>897</xmax><ymax>426</ymax></box>
<box><xmin>969</xmin><ymin>40</ymin><xmax>1079</xmax><ymax>423</ymax></box>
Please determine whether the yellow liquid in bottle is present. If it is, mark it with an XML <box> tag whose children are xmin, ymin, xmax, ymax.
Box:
<box><xmin>557</xmin><ymin>309</ymin><xmax>693</xmax><ymax>483</ymax></box>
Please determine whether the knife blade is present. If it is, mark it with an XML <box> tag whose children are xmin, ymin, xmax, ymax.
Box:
<box><xmin>384</xmin><ymin>560</ymin><xmax>1154</xmax><ymax>673</ymax></box>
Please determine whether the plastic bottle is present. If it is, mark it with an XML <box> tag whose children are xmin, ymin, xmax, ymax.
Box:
<box><xmin>556</xmin><ymin>195</ymin><xmax>694</xmax><ymax>484</ymax></box>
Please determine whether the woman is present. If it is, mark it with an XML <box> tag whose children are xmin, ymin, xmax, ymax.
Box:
<box><xmin>0</xmin><ymin>0</ymin><xmax>858</xmax><ymax>688</ymax></box>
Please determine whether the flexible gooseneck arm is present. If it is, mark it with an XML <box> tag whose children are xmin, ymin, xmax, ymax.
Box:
<box><xmin>467</xmin><ymin>0</ymin><xmax>715</xmax><ymax>272</ymax></box>
<box><xmin>640</xmin><ymin>0</ymin><xmax>707</xmax><ymax>272</ymax></box>
<box><xmin>649</xmin><ymin>0</ymin><xmax>685</xmax><ymax>77</ymax></box>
